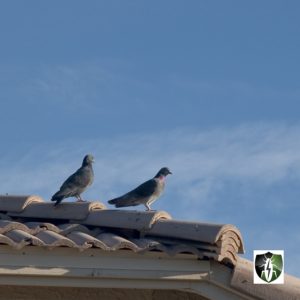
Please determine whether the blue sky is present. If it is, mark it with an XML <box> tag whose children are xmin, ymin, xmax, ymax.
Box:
<box><xmin>1</xmin><ymin>1</ymin><xmax>300</xmax><ymax>276</ymax></box>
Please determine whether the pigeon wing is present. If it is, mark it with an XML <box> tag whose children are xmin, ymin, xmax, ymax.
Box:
<box><xmin>129</xmin><ymin>178</ymin><xmax>157</xmax><ymax>198</ymax></box>
<box><xmin>56</xmin><ymin>166</ymin><xmax>92</xmax><ymax>197</ymax></box>
<box><xmin>108</xmin><ymin>179</ymin><xmax>157</xmax><ymax>207</ymax></box>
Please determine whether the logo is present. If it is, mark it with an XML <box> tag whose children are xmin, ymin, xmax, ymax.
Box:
<box><xmin>253</xmin><ymin>250</ymin><xmax>284</xmax><ymax>284</ymax></box>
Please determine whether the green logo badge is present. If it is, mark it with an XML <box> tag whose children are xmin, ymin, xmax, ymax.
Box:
<box><xmin>254</xmin><ymin>251</ymin><xmax>284</xmax><ymax>284</ymax></box>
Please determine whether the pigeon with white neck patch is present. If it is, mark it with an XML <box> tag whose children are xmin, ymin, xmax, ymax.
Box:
<box><xmin>108</xmin><ymin>167</ymin><xmax>172</xmax><ymax>211</ymax></box>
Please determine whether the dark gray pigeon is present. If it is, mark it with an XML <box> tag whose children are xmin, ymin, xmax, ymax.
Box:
<box><xmin>108</xmin><ymin>167</ymin><xmax>172</xmax><ymax>211</ymax></box>
<box><xmin>51</xmin><ymin>154</ymin><xmax>94</xmax><ymax>206</ymax></box>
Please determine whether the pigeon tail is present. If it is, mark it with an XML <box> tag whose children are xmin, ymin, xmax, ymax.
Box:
<box><xmin>108</xmin><ymin>197</ymin><xmax>139</xmax><ymax>208</ymax></box>
<box><xmin>51</xmin><ymin>191</ymin><xmax>65</xmax><ymax>206</ymax></box>
<box><xmin>107</xmin><ymin>198</ymin><xmax>118</xmax><ymax>205</ymax></box>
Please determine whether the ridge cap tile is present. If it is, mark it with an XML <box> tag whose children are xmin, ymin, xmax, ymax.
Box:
<box><xmin>8</xmin><ymin>201</ymin><xmax>106</xmax><ymax>221</ymax></box>
<box><xmin>82</xmin><ymin>209</ymin><xmax>171</xmax><ymax>232</ymax></box>
<box><xmin>0</xmin><ymin>195</ymin><xmax>44</xmax><ymax>213</ymax></box>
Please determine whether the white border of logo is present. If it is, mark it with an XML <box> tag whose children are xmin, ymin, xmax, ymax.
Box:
<box><xmin>253</xmin><ymin>250</ymin><xmax>284</xmax><ymax>284</ymax></box>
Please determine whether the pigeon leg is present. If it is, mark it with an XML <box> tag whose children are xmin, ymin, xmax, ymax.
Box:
<box><xmin>76</xmin><ymin>195</ymin><xmax>86</xmax><ymax>203</ymax></box>
<box><xmin>145</xmin><ymin>203</ymin><xmax>152</xmax><ymax>211</ymax></box>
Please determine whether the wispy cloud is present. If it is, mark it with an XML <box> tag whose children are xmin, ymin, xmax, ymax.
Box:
<box><xmin>169</xmin><ymin>73</ymin><xmax>300</xmax><ymax>102</ymax></box>
<box><xmin>18</xmin><ymin>61</ymin><xmax>153</xmax><ymax>113</ymax></box>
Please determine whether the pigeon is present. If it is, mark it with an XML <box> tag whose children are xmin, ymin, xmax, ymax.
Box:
<box><xmin>108</xmin><ymin>167</ymin><xmax>172</xmax><ymax>211</ymax></box>
<box><xmin>51</xmin><ymin>154</ymin><xmax>94</xmax><ymax>206</ymax></box>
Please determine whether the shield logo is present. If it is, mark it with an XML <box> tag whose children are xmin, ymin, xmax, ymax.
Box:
<box><xmin>254</xmin><ymin>251</ymin><xmax>283</xmax><ymax>283</ymax></box>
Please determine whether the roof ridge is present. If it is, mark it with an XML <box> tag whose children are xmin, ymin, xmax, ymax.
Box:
<box><xmin>0</xmin><ymin>195</ymin><xmax>44</xmax><ymax>213</ymax></box>
<box><xmin>79</xmin><ymin>209</ymin><xmax>172</xmax><ymax>232</ymax></box>
<box><xmin>6</xmin><ymin>199</ymin><xmax>106</xmax><ymax>221</ymax></box>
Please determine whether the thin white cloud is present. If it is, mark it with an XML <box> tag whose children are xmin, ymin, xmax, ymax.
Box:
<box><xmin>19</xmin><ymin>61</ymin><xmax>154</xmax><ymax>112</ymax></box>
<box><xmin>169</xmin><ymin>74</ymin><xmax>300</xmax><ymax>102</ymax></box>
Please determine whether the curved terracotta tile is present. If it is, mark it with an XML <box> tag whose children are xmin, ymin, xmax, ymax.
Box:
<box><xmin>5</xmin><ymin>229</ymin><xmax>45</xmax><ymax>246</ymax></box>
<box><xmin>25</xmin><ymin>222</ymin><xmax>60</xmax><ymax>234</ymax></box>
<box><xmin>83</xmin><ymin>210</ymin><xmax>171</xmax><ymax>231</ymax></box>
<box><xmin>0</xmin><ymin>195</ymin><xmax>44</xmax><ymax>213</ymax></box>
<box><xmin>96</xmin><ymin>233</ymin><xmax>140</xmax><ymax>252</ymax></box>
<box><xmin>0</xmin><ymin>220</ymin><xmax>30</xmax><ymax>234</ymax></box>
<box><xmin>0</xmin><ymin>233</ymin><xmax>28</xmax><ymax>249</ymax></box>
<box><xmin>67</xmin><ymin>231</ymin><xmax>109</xmax><ymax>250</ymax></box>
<box><xmin>36</xmin><ymin>231</ymin><xmax>77</xmax><ymax>248</ymax></box>
<box><xmin>8</xmin><ymin>201</ymin><xmax>105</xmax><ymax>221</ymax></box>
<box><xmin>58</xmin><ymin>224</ymin><xmax>92</xmax><ymax>236</ymax></box>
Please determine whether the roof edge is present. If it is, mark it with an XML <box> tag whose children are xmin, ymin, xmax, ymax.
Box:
<box><xmin>231</xmin><ymin>257</ymin><xmax>300</xmax><ymax>299</ymax></box>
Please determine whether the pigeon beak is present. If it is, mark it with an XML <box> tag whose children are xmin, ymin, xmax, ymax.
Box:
<box><xmin>168</xmin><ymin>170</ymin><xmax>172</xmax><ymax>175</ymax></box>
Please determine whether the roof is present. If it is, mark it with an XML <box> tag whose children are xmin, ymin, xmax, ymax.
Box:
<box><xmin>0</xmin><ymin>194</ymin><xmax>244</xmax><ymax>266</ymax></box>
<box><xmin>1</xmin><ymin>195</ymin><xmax>300</xmax><ymax>300</ymax></box>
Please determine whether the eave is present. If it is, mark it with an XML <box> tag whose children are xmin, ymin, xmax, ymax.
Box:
<box><xmin>0</xmin><ymin>245</ymin><xmax>255</xmax><ymax>300</ymax></box>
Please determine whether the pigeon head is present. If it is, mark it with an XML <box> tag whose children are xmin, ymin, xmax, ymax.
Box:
<box><xmin>155</xmin><ymin>167</ymin><xmax>172</xmax><ymax>178</ymax></box>
<box><xmin>82</xmin><ymin>154</ymin><xmax>95</xmax><ymax>166</ymax></box>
